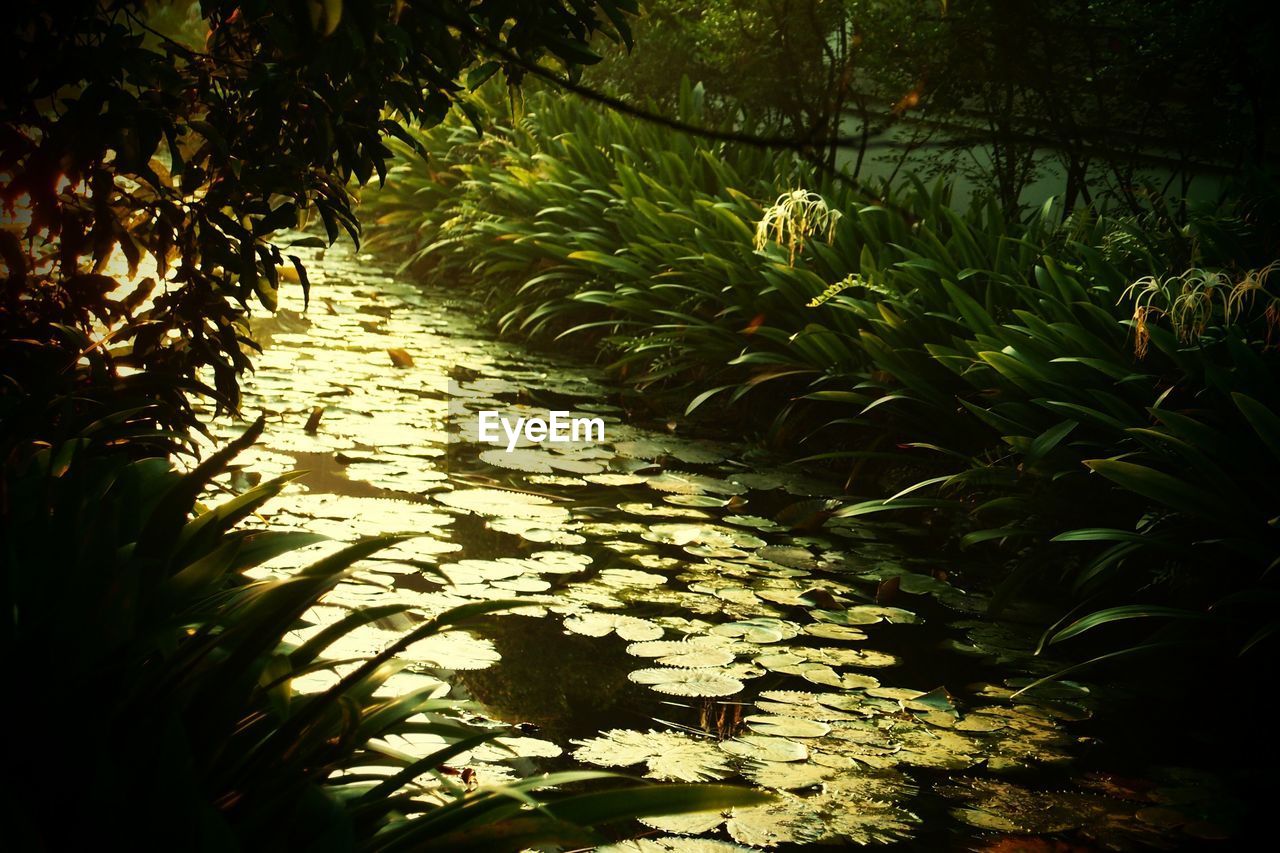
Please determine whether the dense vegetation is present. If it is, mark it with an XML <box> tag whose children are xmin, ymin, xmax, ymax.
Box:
<box><xmin>364</xmin><ymin>81</ymin><xmax>1280</xmax><ymax>687</ymax></box>
<box><xmin>4</xmin><ymin>0</ymin><xmax>1279</xmax><ymax>846</ymax></box>
<box><xmin>1</xmin><ymin>2</ymin><xmax>763</xmax><ymax>847</ymax></box>
<box><xmin>5</xmin><ymin>411</ymin><xmax>765</xmax><ymax>848</ymax></box>
<box><xmin>583</xmin><ymin>1</ymin><xmax>1278</xmax><ymax>209</ymax></box>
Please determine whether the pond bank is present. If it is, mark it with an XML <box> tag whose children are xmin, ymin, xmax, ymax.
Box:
<box><xmin>208</xmin><ymin>238</ymin><xmax>1246</xmax><ymax>850</ymax></box>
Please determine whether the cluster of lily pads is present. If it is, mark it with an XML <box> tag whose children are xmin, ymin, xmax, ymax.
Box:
<box><xmin>202</xmin><ymin>240</ymin><xmax>1236</xmax><ymax>848</ymax></box>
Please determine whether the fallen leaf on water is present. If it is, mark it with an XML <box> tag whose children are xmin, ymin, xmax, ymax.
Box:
<box><xmin>876</xmin><ymin>575</ymin><xmax>901</xmax><ymax>604</ymax></box>
<box><xmin>304</xmin><ymin>406</ymin><xmax>324</xmax><ymax>434</ymax></box>
<box><xmin>387</xmin><ymin>347</ymin><xmax>414</xmax><ymax>367</ymax></box>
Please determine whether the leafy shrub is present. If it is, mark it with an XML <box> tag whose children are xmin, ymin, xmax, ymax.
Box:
<box><xmin>364</xmin><ymin>84</ymin><xmax>1280</xmax><ymax>679</ymax></box>
<box><xmin>1</xmin><ymin>0</ymin><xmax>638</xmax><ymax>422</ymax></box>
<box><xmin>0</xmin><ymin>410</ymin><xmax>763</xmax><ymax>849</ymax></box>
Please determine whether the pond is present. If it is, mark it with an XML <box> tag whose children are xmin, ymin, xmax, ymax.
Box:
<box><xmin>205</xmin><ymin>239</ymin><xmax>1239</xmax><ymax>850</ymax></box>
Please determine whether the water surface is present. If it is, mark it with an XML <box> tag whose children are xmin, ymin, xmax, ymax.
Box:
<box><xmin>207</xmin><ymin>240</ymin><xmax>1238</xmax><ymax>850</ymax></box>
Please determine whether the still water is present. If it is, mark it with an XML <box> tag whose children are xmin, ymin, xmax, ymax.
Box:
<box><xmin>205</xmin><ymin>239</ymin><xmax>1238</xmax><ymax>850</ymax></box>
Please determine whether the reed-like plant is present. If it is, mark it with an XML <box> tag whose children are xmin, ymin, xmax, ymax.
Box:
<box><xmin>363</xmin><ymin>82</ymin><xmax>1280</xmax><ymax>682</ymax></box>
<box><xmin>0</xmin><ymin>403</ymin><xmax>763</xmax><ymax>849</ymax></box>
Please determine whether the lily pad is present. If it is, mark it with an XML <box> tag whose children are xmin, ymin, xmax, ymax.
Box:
<box><xmin>401</xmin><ymin>631</ymin><xmax>501</xmax><ymax>671</ymax></box>
<box><xmin>755</xmin><ymin>656</ymin><xmax>881</xmax><ymax>689</ymax></box>
<box><xmin>721</xmin><ymin>735</ymin><xmax>809</xmax><ymax>762</ymax></box>
<box><xmin>620</xmin><ymin>502</ymin><xmax>711</xmax><ymax>519</ymax></box>
<box><xmin>435</xmin><ymin>487</ymin><xmax>568</xmax><ymax>521</ymax></box>
<box><xmin>744</xmin><ymin>715</ymin><xmax>832</xmax><ymax>738</ymax></box>
<box><xmin>600</xmin><ymin>839</ymin><xmax>756</xmax><ymax>853</ymax></box>
<box><xmin>564</xmin><ymin>613</ymin><xmax>664</xmax><ymax>641</ymax></box>
<box><xmin>811</xmin><ymin>605</ymin><xmax>920</xmax><ymax>626</ymax></box>
<box><xmin>753</xmin><ymin>690</ymin><xmax>867</xmax><ymax>722</ymax></box>
<box><xmin>742</xmin><ymin>760</ymin><xmax>837</xmax><ymax>790</ymax></box>
<box><xmin>629</xmin><ymin>668</ymin><xmax>745</xmax><ymax>697</ymax></box>
<box><xmin>585</xmin><ymin>473</ymin><xmax>647</xmax><ymax>486</ymax></box>
<box><xmin>626</xmin><ymin>637</ymin><xmax>737</xmax><ymax>668</ymax></box>
<box><xmin>710</xmin><ymin>618</ymin><xmax>800</xmax><ymax>644</ymax></box>
<box><xmin>645</xmin><ymin>471</ymin><xmax>747</xmax><ymax>496</ymax></box>
<box><xmin>572</xmin><ymin>729</ymin><xmax>731</xmax><ymax>782</ymax></box>
<box><xmin>643</xmin><ymin>523</ymin><xmax>766</xmax><ymax>551</ymax></box>
<box><xmin>665</xmin><ymin>494</ymin><xmax>731</xmax><ymax>508</ymax></box>
<box><xmin>803</xmin><ymin>623</ymin><xmax>868</xmax><ymax>642</ymax></box>
<box><xmin>478</xmin><ymin>447</ymin><xmax>555</xmax><ymax>473</ymax></box>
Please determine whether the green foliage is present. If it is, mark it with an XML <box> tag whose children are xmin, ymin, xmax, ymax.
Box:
<box><xmin>1</xmin><ymin>0</ymin><xmax>637</xmax><ymax>436</ymax></box>
<box><xmin>365</xmin><ymin>85</ymin><xmax>1280</xmax><ymax>678</ymax></box>
<box><xmin>587</xmin><ymin>1</ymin><xmax>1280</xmax><ymax>210</ymax></box>
<box><xmin>0</xmin><ymin>407</ymin><xmax>765</xmax><ymax>849</ymax></box>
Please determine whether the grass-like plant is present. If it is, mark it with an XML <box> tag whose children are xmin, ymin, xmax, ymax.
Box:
<box><xmin>363</xmin><ymin>81</ymin><xmax>1280</xmax><ymax>685</ymax></box>
<box><xmin>0</xmin><ymin>402</ymin><xmax>764</xmax><ymax>849</ymax></box>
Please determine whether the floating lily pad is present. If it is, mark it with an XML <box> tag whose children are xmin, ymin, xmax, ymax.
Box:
<box><xmin>642</xmin><ymin>523</ymin><xmax>766</xmax><ymax>551</ymax></box>
<box><xmin>723</xmin><ymin>514</ymin><xmax>785</xmax><ymax>531</ymax></box>
<box><xmin>753</xmin><ymin>690</ymin><xmax>868</xmax><ymax>722</ymax></box>
<box><xmin>811</xmin><ymin>605</ymin><xmax>920</xmax><ymax>626</ymax></box>
<box><xmin>465</xmin><ymin>735</ymin><xmax>564</xmax><ymax>762</ymax></box>
<box><xmin>756</xmin><ymin>545</ymin><xmax>822</xmax><ymax>569</ymax></box>
<box><xmin>729</xmin><ymin>471</ymin><xmax>834</xmax><ymax>496</ymax></box>
<box><xmin>628</xmin><ymin>668</ymin><xmax>745</xmax><ymax>697</ymax></box>
<box><xmin>868</xmin><ymin>685</ymin><xmax>956</xmax><ymax>714</ymax></box>
<box><xmin>744</xmin><ymin>715</ymin><xmax>832</xmax><ymax>738</ymax></box>
<box><xmin>435</xmin><ymin>487</ymin><xmax>568</xmax><ymax>521</ymax></box>
<box><xmin>613</xmin><ymin>440</ymin><xmax>730</xmax><ymax>465</ymax></box>
<box><xmin>572</xmin><ymin>729</ymin><xmax>731</xmax><ymax>782</ymax></box>
<box><xmin>754</xmin><ymin>655</ymin><xmax>882</xmax><ymax>689</ymax></box>
<box><xmin>626</xmin><ymin>637</ymin><xmax>737</xmax><ymax>668</ymax></box>
<box><xmin>662</xmin><ymin>494</ymin><xmax>729</xmax><ymax>509</ymax></box>
<box><xmin>645</xmin><ymin>471</ymin><xmax>747</xmax><ymax>496</ymax></box>
<box><xmin>803</xmin><ymin>623</ymin><xmax>868</xmax><ymax>642</ymax></box>
<box><xmin>640</xmin><ymin>810</ymin><xmax>731</xmax><ymax>837</ymax></box>
<box><xmin>721</xmin><ymin>735</ymin><xmax>809</xmax><ymax>762</ymax></box>
<box><xmin>599</xmin><ymin>838</ymin><xmax>756</xmax><ymax>853</ymax></box>
<box><xmin>526</xmin><ymin>474</ymin><xmax>589</xmax><ymax>487</ymax></box>
<box><xmin>620</xmin><ymin>502</ymin><xmax>711</xmax><ymax>519</ymax></box>
<box><xmin>401</xmin><ymin>631</ymin><xmax>501</xmax><ymax>671</ymax></box>
<box><xmin>742</xmin><ymin>760</ymin><xmax>837</xmax><ymax>790</ymax></box>
<box><xmin>491</xmin><ymin>576</ymin><xmax>552</xmax><ymax>593</ymax></box>
<box><xmin>599</xmin><ymin>568</ymin><xmax>669</xmax><ymax>587</ymax></box>
<box><xmin>486</xmin><ymin>516</ymin><xmax>587</xmax><ymax>545</ymax></box>
<box><xmin>585</xmin><ymin>473</ymin><xmax>647</xmax><ymax>486</ymax></box>
<box><xmin>564</xmin><ymin>613</ymin><xmax>664</xmax><ymax>641</ymax></box>
<box><xmin>710</xmin><ymin>618</ymin><xmax>800</xmax><ymax>644</ymax></box>
<box><xmin>479</xmin><ymin>447</ymin><xmax>555</xmax><ymax>473</ymax></box>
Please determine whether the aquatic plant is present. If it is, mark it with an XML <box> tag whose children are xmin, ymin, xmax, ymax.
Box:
<box><xmin>363</xmin><ymin>83</ymin><xmax>1280</xmax><ymax>684</ymax></box>
<box><xmin>215</xmin><ymin>238</ymin><xmax>1248</xmax><ymax>848</ymax></box>
<box><xmin>0</xmin><ymin>406</ymin><xmax>765</xmax><ymax>848</ymax></box>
